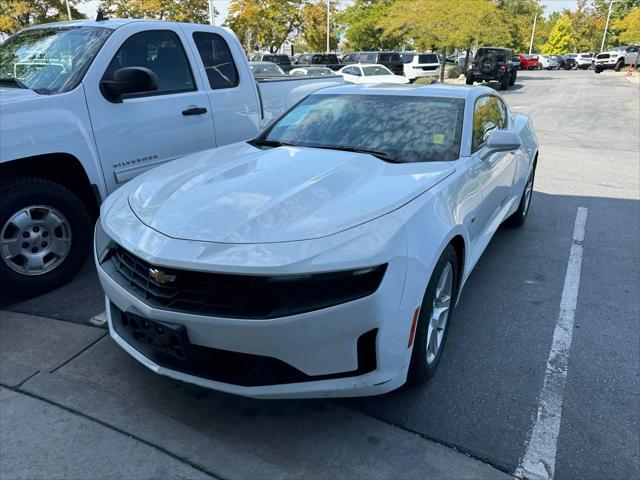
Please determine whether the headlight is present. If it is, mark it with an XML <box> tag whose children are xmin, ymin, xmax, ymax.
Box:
<box><xmin>94</xmin><ymin>219</ymin><xmax>115</xmax><ymax>264</ymax></box>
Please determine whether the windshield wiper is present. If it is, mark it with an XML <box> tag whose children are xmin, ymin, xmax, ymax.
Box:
<box><xmin>309</xmin><ymin>145</ymin><xmax>404</xmax><ymax>163</ymax></box>
<box><xmin>0</xmin><ymin>77</ymin><xmax>29</xmax><ymax>89</ymax></box>
<box><xmin>248</xmin><ymin>138</ymin><xmax>298</xmax><ymax>148</ymax></box>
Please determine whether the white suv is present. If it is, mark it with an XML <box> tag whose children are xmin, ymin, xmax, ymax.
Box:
<box><xmin>575</xmin><ymin>53</ymin><xmax>594</xmax><ymax>69</ymax></box>
<box><xmin>401</xmin><ymin>53</ymin><xmax>440</xmax><ymax>81</ymax></box>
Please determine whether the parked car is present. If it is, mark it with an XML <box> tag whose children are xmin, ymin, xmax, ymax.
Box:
<box><xmin>512</xmin><ymin>55</ymin><xmax>521</xmax><ymax>70</ymax></box>
<box><xmin>95</xmin><ymin>83</ymin><xmax>539</xmax><ymax>398</ymax></box>
<box><xmin>338</xmin><ymin>64</ymin><xmax>410</xmax><ymax>84</ymax></box>
<box><xmin>0</xmin><ymin>20</ymin><xmax>343</xmax><ymax>293</ymax></box>
<box><xmin>575</xmin><ymin>53</ymin><xmax>594</xmax><ymax>69</ymax></box>
<box><xmin>341</xmin><ymin>51</ymin><xmax>404</xmax><ymax>75</ymax></box>
<box><xmin>466</xmin><ymin>47</ymin><xmax>517</xmax><ymax>90</ymax></box>
<box><xmin>289</xmin><ymin>66</ymin><xmax>336</xmax><ymax>77</ymax></box>
<box><xmin>294</xmin><ymin>52</ymin><xmax>342</xmax><ymax>71</ymax></box>
<box><xmin>250</xmin><ymin>53</ymin><xmax>292</xmax><ymax>72</ymax></box>
<box><xmin>518</xmin><ymin>54</ymin><xmax>539</xmax><ymax>70</ymax></box>
<box><xmin>401</xmin><ymin>52</ymin><xmax>440</xmax><ymax>81</ymax></box>
<box><xmin>594</xmin><ymin>45</ymin><xmax>640</xmax><ymax>73</ymax></box>
<box><xmin>538</xmin><ymin>55</ymin><xmax>559</xmax><ymax>69</ymax></box>
<box><xmin>551</xmin><ymin>55</ymin><xmax>566</xmax><ymax>69</ymax></box>
<box><xmin>563</xmin><ymin>54</ymin><xmax>578</xmax><ymax>70</ymax></box>
<box><xmin>249</xmin><ymin>61</ymin><xmax>286</xmax><ymax>78</ymax></box>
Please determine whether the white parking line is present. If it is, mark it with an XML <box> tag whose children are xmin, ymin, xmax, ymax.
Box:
<box><xmin>516</xmin><ymin>207</ymin><xmax>588</xmax><ymax>480</ymax></box>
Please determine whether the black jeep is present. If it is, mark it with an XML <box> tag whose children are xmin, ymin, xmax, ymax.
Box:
<box><xmin>466</xmin><ymin>47</ymin><xmax>517</xmax><ymax>90</ymax></box>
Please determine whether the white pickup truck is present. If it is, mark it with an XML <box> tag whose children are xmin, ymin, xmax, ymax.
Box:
<box><xmin>594</xmin><ymin>45</ymin><xmax>640</xmax><ymax>73</ymax></box>
<box><xmin>0</xmin><ymin>19</ymin><xmax>342</xmax><ymax>294</ymax></box>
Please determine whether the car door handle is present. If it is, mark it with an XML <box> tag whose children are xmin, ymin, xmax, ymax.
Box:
<box><xmin>182</xmin><ymin>107</ymin><xmax>208</xmax><ymax>116</ymax></box>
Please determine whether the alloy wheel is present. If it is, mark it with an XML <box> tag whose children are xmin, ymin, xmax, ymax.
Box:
<box><xmin>426</xmin><ymin>262</ymin><xmax>453</xmax><ymax>364</ymax></box>
<box><xmin>0</xmin><ymin>205</ymin><xmax>72</xmax><ymax>276</ymax></box>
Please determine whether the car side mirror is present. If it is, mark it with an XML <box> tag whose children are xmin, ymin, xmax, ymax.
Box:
<box><xmin>100</xmin><ymin>66</ymin><xmax>159</xmax><ymax>103</ymax></box>
<box><xmin>480</xmin><ymin>130</ymin><xmax>521</xmax><ymax>159</ymax></box>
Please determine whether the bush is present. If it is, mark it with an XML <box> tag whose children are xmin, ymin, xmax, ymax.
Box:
<box><xmin>446</xmin><ymin>65</ymin><xmax>462</xmax><ymax>79</ymax></box>
<box><xmin>414</xmin><ymin>76</ymin><xmax>438</xmax><ymax>85</ymax></box>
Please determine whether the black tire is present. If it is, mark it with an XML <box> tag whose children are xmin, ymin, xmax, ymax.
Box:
<box><xmin>407</xmin><ymin>245</ymin><xmax>458</xmax><ymax>385</ymax></box>
<box><xmin>465</xmin><ymin>74</ymin><xmax>474</xmax><ymax>85</ymax></box>
<box><xmin>499</xmin><ymin>73</ymin><xmax>509</xmax><ymax>90</ymax></box>
<box><xmin>509</xmin><ymin>70</ymin><xmax>517</xmax><ymax>86</ymax></box>
<box><xmin>504</xmin><ymin>164</ymin><xmax>536</xmax><ymax>228</ymax></box>
<box><xmin>0</xmin><ymin>178</ymin><xmax>92</xmax><ymax>296</ymax></box>
<box><xmin>614</xmin><ymin>59</ymin><xmax>624</xmax><ymax>72</ymax></box>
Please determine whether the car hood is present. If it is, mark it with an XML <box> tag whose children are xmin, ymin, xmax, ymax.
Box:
<box><xmin>0</xmin><ymin>87</ymin><xmax>39</xmax><ymax>105</ymax></box>
<box><xmin>127</xmin><ymin>142</ymin><xmax>454</xmax><ymax>244</ymax></box>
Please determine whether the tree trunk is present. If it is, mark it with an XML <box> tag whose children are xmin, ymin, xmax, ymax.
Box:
<box><xmin>463</xmin><ymin>46</ymin><xmax>471</xmax><ymax>72</ymax></box>
<box><xmin>439</xmin><ymin>46</ymin><xmax>447</xmax><ymax>83</ymax></box>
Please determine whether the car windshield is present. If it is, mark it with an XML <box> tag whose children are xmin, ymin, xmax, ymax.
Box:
<box><xmin>363</xmin><ymin>65</ymin><xmax>393</xmax><ymax>76</ymax></box>
<box><xmin>258</xmin><ymin>94</ymin><xmax>465</xmax><ymax>163</ymax></box>
<box><xmin>0</xmin><ymin>26</ymin><xmax>111</xmax><ymax>94</ymax></box>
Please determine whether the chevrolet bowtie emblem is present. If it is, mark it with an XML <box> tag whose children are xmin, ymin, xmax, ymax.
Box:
<box><xmin>148</xmin><ymin>268</ymin><xmax>176</xmax><ymax>284</ymax></box>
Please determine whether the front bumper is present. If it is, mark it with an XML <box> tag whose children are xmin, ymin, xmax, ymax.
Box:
<box><xmin>95</xmin><ymin>224</ymin><xmax>414</xmax><ymax>399</ymax></box>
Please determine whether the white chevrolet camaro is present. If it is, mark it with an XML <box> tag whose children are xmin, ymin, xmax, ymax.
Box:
<box><xmin>338</xmin><ymin>63</ymin><xmax>410</xmax><ymax>84</ymax></box>
<box><xmin>95</xmin><ymin>84</ymin><xmax>538</xmax><ymax>399</ymax></box>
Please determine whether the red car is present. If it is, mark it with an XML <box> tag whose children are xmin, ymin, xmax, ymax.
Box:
<box><xmin>518</xmin><ymin>54</ymin><xmax>539</xmax><ymax>70</ymax></box>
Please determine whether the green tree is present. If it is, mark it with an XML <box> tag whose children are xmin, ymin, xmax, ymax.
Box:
<box><xmin>612</xmin><ymin>7</ymin><xmax>640</xmax><ymax>44</ymax></box>
<box><xmin>225</xmin><ymin>0</ymin><xmax>304</xmax><ymax>53</ymax></box>
<box><xmin>336</xmin><ymin>0</ymin><xmax>402</xmax><ymax>51</ymax></box>
<box><xmin>541</xmin><ymin>16</ymin><xmax>573</xmax><ymax>54</ymax></box>
<box><xmin>99</xmin><ymin>0</ymin><xmax>213</xmax><ymax>23</ymax></box>
<box><xmin>495</xmin><ymin>0</ymin><xmax>544</xmax><ymax>52</ymax></box>
<box><xmin>298</xmin><ymin>0</ymin><xmax>339</xmax><ymax>52</ymax></box>
<box><xmin>0</xmin><ymin>0</ymin><xmax>85</xmax><ymax>34</ymax></box>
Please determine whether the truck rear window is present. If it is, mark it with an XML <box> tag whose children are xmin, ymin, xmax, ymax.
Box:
<box><xmin>193</xmin><ymin>32</ymin><xmax>239</xmax><ymax>89</ymax></box>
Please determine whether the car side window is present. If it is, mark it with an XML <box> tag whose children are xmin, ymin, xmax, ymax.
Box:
<box><xmin>342</xmin><ymin>66</ymin><xmax>354</xmax><ymax>75</ymax></box>
<box><xmin>193</xmin><ymin>32</ymin><xmax>239</xmax><ymax>89</ymax></box>
<box><xmin>472</xmin><ymin>96</ymin><xmax>507</xmax><ymax>151</ymax></box>
<box><xmin>103</xmin><ymin>30</ymin><xmax>195</xmax><ymax>96</ymax></box>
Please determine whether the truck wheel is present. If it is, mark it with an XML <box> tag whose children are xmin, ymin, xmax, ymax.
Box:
<box><xmin>595</xmin><ymin>66</ymin><xmax>603</xmax><ymax>73</ymax></box>
<box><xmin>614</xmin><ymin>59</ymin><xmax>624</xmax><ymax>72</ymax></box>
<box><xmin>0</xmin><ymin>178</ymin><xmax>92</xmax><ymax>296</ymax></box>
<box><xmin>509</xmin><ymin>70</ymin><xmax>517</xmax><ymax>86</ymax></box>
<box><xmin>499</xmin><ymin>74</ymin><xmax>509</xmax><ymax>90</ymax></box>
<box><xmin>465</xmin><ymin>74</ymin><xmax>474</xmax><ymax>85</ymax></box>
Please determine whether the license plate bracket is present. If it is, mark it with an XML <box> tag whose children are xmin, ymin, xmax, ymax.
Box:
<box><xmin>122</xmin><ymin>314</ymin><xmax>190</xmax><ymax>361</ymax></box>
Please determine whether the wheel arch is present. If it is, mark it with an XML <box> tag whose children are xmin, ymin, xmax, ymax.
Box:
<box><xmin>0</xmin><ymin>153</ymin><xmax>101</xmax><ymax>220</ymax></box>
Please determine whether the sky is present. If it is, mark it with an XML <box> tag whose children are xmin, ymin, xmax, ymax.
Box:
<box><xmin>78</xmin><ymin>0</ymin><xmax>581</xmax><ymax>24</ymax></box>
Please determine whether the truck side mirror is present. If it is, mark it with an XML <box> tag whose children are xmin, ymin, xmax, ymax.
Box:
<box><xmin>100</xmin><ymin>66</ymin><xmax>159</xmax><ymax>103</ymax></box>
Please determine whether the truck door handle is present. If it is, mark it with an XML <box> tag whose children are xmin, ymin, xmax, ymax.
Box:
<box><xmin>182</xmin><ymin>107</ymin><xmax>208</xmax><ymax>116</ymax></box>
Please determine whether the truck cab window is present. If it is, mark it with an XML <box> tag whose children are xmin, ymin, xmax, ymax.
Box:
<box><xmin>193</xmin><ymin>32</ymin><xmax>239</xmax><ymax>89</ymax></box>
<box><xmin>103</xmin><ymin>30</ymin><xmax>195</xmax><ymax>96</ymax></box>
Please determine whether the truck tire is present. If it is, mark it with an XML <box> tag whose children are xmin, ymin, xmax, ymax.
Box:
<box><xmin>465</xmin><ymin>74</ymin><xmax>474</xmax><ymax>85</ymax></box>
<box><xmin>614</xmin><ymin>59</ymin><xmax>624</xmax><ymax>71</ymax></box>
<box><xmin>0</xmin><ymin>178</ymin><xmax>92</xmax><ymax>296</ymax></box>
<box><xmin>499</xmin><ymin>73</ymin><xmax>509</xmax><ymax>90</ymax></box>
<box><xmin>595</xmin><ymin>66</ymin><xmax>603</xmax><ymax>73</ymax></box>
<box><xmin>509</xmin><ymin>70</ymin><xmax>517</xmax><ymax>86</ymax></box>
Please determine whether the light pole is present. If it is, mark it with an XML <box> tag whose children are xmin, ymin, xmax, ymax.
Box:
<box><xmin>528</xmin><ymin>12</ymin><xmax>538</xmax><ymax>55</ymax></box>
<box><xmin>601</xmin><ymin>0</ymin><xmax>619</xmax><ymax>52</ymax></box>
<box><xmin>326</xmin><ymin>0</ymin><xmax>330</xmax><ymax>53</ymax></box>
<box><xmin>208</xmin><ymin>0</ymin><xmax>215</xmax><ymax>25</ymax></box>
<box><xmin>65</xmin><ymin>0</ymin><xmax>72</xmax><ymax>20</ymax></box>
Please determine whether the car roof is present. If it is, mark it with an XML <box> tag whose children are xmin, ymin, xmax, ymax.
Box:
<box><xmin>313</xmin><ymin>83</ymin><xmax>494</xmax><ymax>101</ymax></box>
<box><xmin>23</xmin><ymin>19</ymin><xmax>145</xmax><ymax>30</ymax></box>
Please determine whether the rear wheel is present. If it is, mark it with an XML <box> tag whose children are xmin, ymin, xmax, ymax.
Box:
<box><xmin>0</xmin><ymin>178</ymin><xmax>92</xmax><ymax>296</ymax></box>
<box><xmin>509</xmin><ymin>70</ymin><xmax>517</xmax><ymax>86</ymax></box>
<box><xmin>499</xmin><ymin>73</ymin><xmax>509</xmax><ymax>90</ymax></box>
<box><xmin>407</xmin><ymin>245</ymin><xmax>458</xmax><ymax>385</ymax></box>
<box><xmin>505</xmin><ymin>164</ymin><xmax>536</xmax><ymax>228</ymax></box>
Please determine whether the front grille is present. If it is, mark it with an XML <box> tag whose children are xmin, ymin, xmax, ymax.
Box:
<box><xmin>107</xmin><ymin>247</ymin><xmax>386</xmax><ymax>319</ymax></box>
<box><xmin>596</xmin><ymin>53</ymin><xmax>610</xmax><ymax>59</ymax></box>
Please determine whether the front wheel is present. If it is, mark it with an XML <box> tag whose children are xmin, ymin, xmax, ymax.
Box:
<box><xmin>0</xmin><ymin>178</ymin><xmax>92</xmax><ymax>296</ymax></box>
<box><xmin>407</xmin><ymin>245</ymin><xmax>458</xmax><ymax>385</ymax></box>
<box><xmin>504</xmin><ymin>165</ymin><xmax>536</xmax><ymax>228</ymax></box>
<box><xmin>595</xmin><ymin>66</ymin><xmax>603</xmax><ymax>73</ymax></box>
<box><xmin>614</xmin><ymin>59</ymin><xmax>625</xmax><ymax>72</ymax></box>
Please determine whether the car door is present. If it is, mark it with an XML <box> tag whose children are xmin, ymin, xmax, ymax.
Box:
<box><xmin>471</xmin><ymin>95</ymin><xmax>517</xmax><ymax>238</ymax></box>
<box><xmin>83</xmin><ymin>24</ymin><xmax>216</xmax><ymax>193</ymax></box>
<box><xmin>184</xmin><ymin>26</ymin><xmax>261</xmax><ymax>147</ymax></box>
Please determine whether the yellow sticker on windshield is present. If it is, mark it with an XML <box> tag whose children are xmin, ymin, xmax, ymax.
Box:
<box><xmin>432</xmin><ymin>134</ymin><xmax>445</xmax><ymax>144</ymax></box>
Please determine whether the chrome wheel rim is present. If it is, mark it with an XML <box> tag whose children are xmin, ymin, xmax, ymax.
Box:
<box><xmin>0</xmin><ymin>205</ymin><xmax>71</xmax><ymax>276</ymax></box>
<box><xmin>523</xmin><ymin>173</ymin><xmax>534</xmax><ymax>217</ymax></box>
<box><xmin>426</xmin><ymin>262</ymin><xmax>453</xmax><ymax>365</ymax></box>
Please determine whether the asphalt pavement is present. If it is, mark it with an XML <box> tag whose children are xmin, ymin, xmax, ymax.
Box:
<box><xmin>1</xmin><ymin>69</ymin><xmax>638</xmax><ymax>480</ymax></box>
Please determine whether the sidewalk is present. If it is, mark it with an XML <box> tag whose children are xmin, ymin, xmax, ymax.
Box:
<box><xmin>0</xmin><ymin>311</ymin><xmax>513</xmax><ymax>480</ymax></box>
